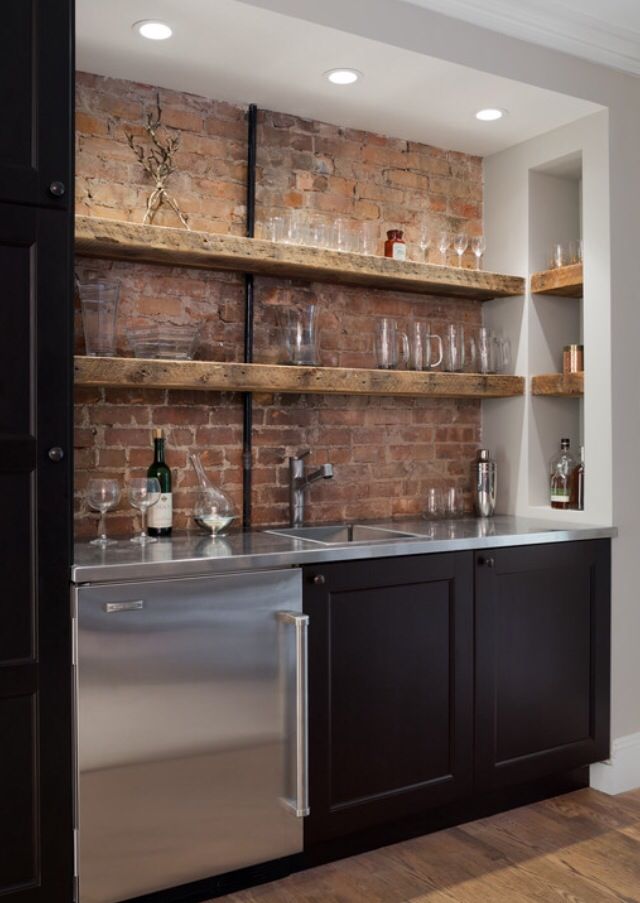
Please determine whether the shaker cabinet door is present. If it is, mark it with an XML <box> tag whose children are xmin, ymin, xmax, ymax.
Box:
<box><xmin>0</xmin><ymin>0</ymin><xmax>73</xmax><ymax>207</ymax></box>
<box><xmin>0</xmin><ymin>203</ymin><xmax>73</xmax><ymax>901</ymax></box>
<box><xmin>474</xmin><ymin>540</ymin><xmax>611</xmax><ymax>791</ymax></box>
<box><xmin>304</xmin><ymin>553</ymin><xmax>474</xmax><ymax>848</ymax></box>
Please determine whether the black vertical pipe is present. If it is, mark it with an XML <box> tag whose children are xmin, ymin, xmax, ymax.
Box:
<box><xmin>242</xmin><ymin>104</ymin><xmax>258</xmax><ymax>530</ymax></box>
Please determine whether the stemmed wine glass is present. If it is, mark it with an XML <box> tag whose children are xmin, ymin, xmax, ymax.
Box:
<box><xmin>128</xmin><ymin>477</ymin><xmax>160</xmax><ymax>545</ymax></box>
<box><xmin>87</xmin><ymin>478</ymin><xmax>121</xmax><ymax>547</ymax></box>
<box><xmin>453</xmin><ymin>232</ymin><xmax>468</xmax><ymax>268</ymax></box>
<box><xmin>472</xmin><ymin>236</ymin><xmax>487</xmax><ymax>270</ymax></box>
<box><xmin>438</xmin><ymin>231</ymin><xmax>451</xmax><ymax>266</ymax></box>
<box><xmin>417</xmin><ymin>220</ymin><xmax>431</xmax><ymax>263</ymax></box>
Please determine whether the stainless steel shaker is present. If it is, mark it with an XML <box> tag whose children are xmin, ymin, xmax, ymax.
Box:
<box><xmin>474</xmin><ymin>449</ymin><xmax>497</xmax><ymax>517</ymax></box>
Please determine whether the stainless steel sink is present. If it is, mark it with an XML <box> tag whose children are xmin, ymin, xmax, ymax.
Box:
<box><xmin>265</xmin><ymin>524</ymin><xmax>421</xmax><ymax>545</ymax></box>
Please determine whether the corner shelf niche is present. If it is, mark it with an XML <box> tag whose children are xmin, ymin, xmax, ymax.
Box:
<box><xmin>74</xmin><ymin>356</ymin><xmax>525</xmax><ymax>399</ymax></box>
<box><xmin>531</xmin><ymin>263</ymin><xmax>583</xmax><ymax>298</ymax></box>
<box><xmin>75</xmin><ymin>216</ymin><xmax>525</xmax><ymax>302</ymax></box>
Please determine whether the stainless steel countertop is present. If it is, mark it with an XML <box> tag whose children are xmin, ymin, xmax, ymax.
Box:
<box><xmin>72</xmin><ymin>516</ymin><xmax>617</xmax><ymax>584</ymax></box>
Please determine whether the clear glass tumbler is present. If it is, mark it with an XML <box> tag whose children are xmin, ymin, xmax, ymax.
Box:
<box><xmin>443</xmin><ymin>324</ymin><xmax>467</xmax><ymax>373</ymax></box>
<box><xmin>78</xmin><ymin>281</ymin><xmax>120</xmax><ymax>357</ymax></box>
<box><xmin>375</xmin><ymin>318</ymin><xmax>409</xmax><ymax>370</ymax></box>
<box><xmin>277</xmin><ymin>303</ymin><xmax>319</xmax><ymax>366</ymax></box>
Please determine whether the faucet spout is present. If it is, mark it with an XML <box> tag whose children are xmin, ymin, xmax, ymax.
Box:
<box><xmin>303</xmin><ymin>463</ymin><xmax>334</xmax><ymax>487</ymax></box>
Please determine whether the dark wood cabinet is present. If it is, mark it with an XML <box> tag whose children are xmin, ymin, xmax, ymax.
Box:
<box><xmin>304</xmin><ymin>552</ymin><xmax>474</xmax><ymax>846</ymax></box>
<box><xmin>303</xmin><ymin>540</ymin><xmax>611</xmax><ymax>855</ymax></box>
<box><xmin>0</xmin><ymin>0</ymin><xmax>74</xmax><ymax>898</ymax></box>
<box><xmin>474</xmin><ymin>540</ymin><xmax>610</xmax><ymax>791</ymax></box>
<box><xmin>0</xmin><ymin>0</ymin><xmax>73</xmax><ymax>208</ymax></box>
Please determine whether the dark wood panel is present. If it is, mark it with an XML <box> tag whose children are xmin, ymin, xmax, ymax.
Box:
<box><xmin>0</xmin><ymin>694</ymin><xmax>37</xmax><ymax>892</ymax></box>
<box><xmin>475</xmin><ymin>541</ymin><xmax>611</xmax><ymax>791</ymax></box>
<box><xmin>0</xmin><ymin>475</ymin><xmax>34</xmax><ymax>663</ymax></box>
<box><xmin>0</xmin><ymin>1</ymin><xmax>72</xmax><ymax>208</ymax></box>
<box><xmin>304</xmin><ymin>553</ymin><xmax>473</xmax><ymax>846</ymax></box>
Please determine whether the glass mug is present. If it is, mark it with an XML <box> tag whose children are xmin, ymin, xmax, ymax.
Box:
<box><xmin>409</xmin><ymin>321</ymin><xmax>443</xmax><ymax>371</ymax></box>
<box><xmin>443</xmin><ymin>324</ymin><xmax>471</xmax><ymax>373</ymax></box>
<box><xmin>375</xmin><ymin>318</ymin><xmax>409</xmax><ymax>370</ymax></box>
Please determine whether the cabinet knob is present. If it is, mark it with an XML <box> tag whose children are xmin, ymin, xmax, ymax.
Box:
<box><xmin>479</xmin><ymin>556</ymin><xmax>495</xmax><ymax>568</ymax></box>
<box><xmin>313</xmin><ymin>574</ymin><xmax>325</xmax><ymax>585</ymax></box>
<box><xmin>49</xmin><ymin>181</ymin><xmax>66</xmax><ymax>197</ymax></box>
<box><xmin>48</xmin><ymin>446</ymin><xmax>65</xmax><ymax>462</ymax></box>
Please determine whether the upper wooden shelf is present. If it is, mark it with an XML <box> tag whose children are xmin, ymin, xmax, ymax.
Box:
<box><xmin>530</xmin><ymin>263</ymin><xmax>583</xmax><ymax>298</ymax></box>
<box><xmin>74</xmin><ymin>356</ymin><xmax>525</xmax><ymax>399</ymax></box>
<box><xmin>531</xmin><ymin>373</ymin><xmax>584</xmax><ymax>397</ymax></box>
<box><xmin>75</xmin><ymin>216</ymin><xmax>525</xmax><ymax>302</ymax></box>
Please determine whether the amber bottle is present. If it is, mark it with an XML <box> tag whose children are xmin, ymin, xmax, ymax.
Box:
<box><xmin>384</xmin><ymin>229</ymin><xmax>407</xmax><ymax>260</ymax></box>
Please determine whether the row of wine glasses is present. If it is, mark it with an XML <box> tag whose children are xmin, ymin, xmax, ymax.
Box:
<box><xmin>429</xmin><ymin>231</ymin><xmax>486</xmax><ymax>268</ymax></box>
<box><xmin>87</xmin><ymin>477</ymin><xmax>161</xmax><ymax>547</ymax></box>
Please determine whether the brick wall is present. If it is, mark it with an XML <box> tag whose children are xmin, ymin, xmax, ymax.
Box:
<box><xmin>74</xmin><ymin>71</ymin><xmax>484</xmax><ymax>537</ymax></box>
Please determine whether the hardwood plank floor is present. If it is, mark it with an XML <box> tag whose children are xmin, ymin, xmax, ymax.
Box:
<box><xmin>218</xmin><ymin>789</ymin><xmax>640</xmax><ymax>903</ymax></box>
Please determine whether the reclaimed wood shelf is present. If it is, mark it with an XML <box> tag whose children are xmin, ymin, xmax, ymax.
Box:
<box><xmin>75</xmin><ymin>216</ymin><xmax>525</xmax><ymax>302</ymax></box>
<box><xmin>530</xmin><ymin>263</ymin><xmax>583</xmax><ymax>298</ymax></box>
<box><xmin>74</xmin><ymin>356</ymin><xmax>525</xmax><ymax>399</ymax></box>
<box><xmin>531</xmin><ymin>373</ymin><xmax>584</xmax><ymax>397</ymax></box>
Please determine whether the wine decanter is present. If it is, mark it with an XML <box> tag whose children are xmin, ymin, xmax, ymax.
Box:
<box><xmin>189</xmin><ymin>452</ymin><xmax>237</xmax><ymax>534</ymax></box>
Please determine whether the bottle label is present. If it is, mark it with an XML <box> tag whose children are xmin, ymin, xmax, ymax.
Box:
<box><xmin>148</xmin><ymin>493</ymin><xmax>173</xmax><ymax>529</ymax></box>
<box><xmin>392</xmin><ymin>243</ymin><xmax>407</xmax><ymax>261</ymax></box>
<box><xmin>551</xmin><ymin>490</ymin><xmax>569</xmax><ymax>503</ymax></box>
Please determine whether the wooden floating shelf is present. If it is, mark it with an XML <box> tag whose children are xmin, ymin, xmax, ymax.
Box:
<box><xmin>75</xmin><ymin>216</ymin><xmax>525</xmax><ymax>302</ymax></box>
<box><xmin>74</xmin><ymin>356</ymin><xmax>525</xmax><ymax>399</ymax></box>
<box><xmin>531</xmin><ymin>263</ymin><xmax>583</xmax><ymax>298</ymax></box>
<box><xmin>531</xmin><ymin>373</ymin><xmax>584</xmax><ymax>397</ymax></box>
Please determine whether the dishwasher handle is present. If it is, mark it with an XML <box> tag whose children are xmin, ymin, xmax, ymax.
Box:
<box><xmin>277</xmin><ymin>611</ymin><xmax>310</xmax><ymax>817</ymax></box>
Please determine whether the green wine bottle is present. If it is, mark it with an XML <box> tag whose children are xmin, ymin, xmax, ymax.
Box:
<box><xmin>147</xmin><ymin>428</ymin><xmax>172</xmax><ymax>537</ymax></box>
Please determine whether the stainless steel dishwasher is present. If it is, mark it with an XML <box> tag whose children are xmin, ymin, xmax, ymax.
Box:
<box><xmin>73</xmin><ymin>568</ymin><xmax>307</xmax><ymax>903</ymax></box>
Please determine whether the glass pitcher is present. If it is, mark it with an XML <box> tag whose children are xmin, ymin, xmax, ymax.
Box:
<box><xmin>189</xmin><ymin>452</ymin><xmax>237</xmax><ymax>534</ymax></box>
<box><xmin>78</xmin><ymin>280</ymin><xmax>120</xmax><ymax>356</ymax></box>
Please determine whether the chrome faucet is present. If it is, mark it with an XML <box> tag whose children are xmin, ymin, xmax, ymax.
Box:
<box><xmin>289</xmin><ymin>449</ymin><xmax>334</xmax><ymax>527</ymax></box>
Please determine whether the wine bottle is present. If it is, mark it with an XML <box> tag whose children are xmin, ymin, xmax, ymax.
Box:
<box><xmin>549</xmin><ymin>438</ymin><xmax>576</xmax><ymax>510</ymax></box>
<box><xmin>147</xmin><ymin>428</ymin><xmax>172</xmax><ymax>537</ymax></box>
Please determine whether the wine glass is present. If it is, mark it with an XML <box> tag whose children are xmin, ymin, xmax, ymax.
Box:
<box><xmin>453</xmin><ymin>232</ymin><xmax>468</xmax><ymax>268</ymax></box>
<box><xmin>417</xmin><ymin>220</ymin><xmax>431</xmax><ymax>262</ymax></box>
<box><xmin>87</xmin><ymin>478</ymin><xmax>121</xmax><ymax>547</ymax></box>
<box><xmin>437</xmin><ymin>231</ymin><xmax>451</xmax><ymax>266</ymax></box>
<box><xmin>128</xmin><ymin>477</ymin><xmax>160</xmax><ymax>545</ymax></box>
<box><xmin>472</xmin><ymin>236</ymin><xmax>486</xmax><ymax>270</ymax></box>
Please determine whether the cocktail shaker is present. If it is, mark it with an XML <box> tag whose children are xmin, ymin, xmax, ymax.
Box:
<box><xmin>474</xmin><ymin>449</ymin><xmax>497</xmax><ymax>517</ymax></box>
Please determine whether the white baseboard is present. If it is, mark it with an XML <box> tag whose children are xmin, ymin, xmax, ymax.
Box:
<box><xmin>590</xmin><ymin>731</ymin><xmax>640</xmax><ymax>794</ymax></box>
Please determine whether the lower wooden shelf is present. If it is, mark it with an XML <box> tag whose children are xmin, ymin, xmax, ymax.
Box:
<box><xmin>74</xmin><ymin>356</ymin><xmax>525</xmax><ymax>399</ymax></box>
<box><xmin>531</xmin><ymin>373</ymin><xmax>584</xmax><ymax>397</ymax></box>
<box><xmin>531</xmin><ymin>263</ymin><xmax>583</xmax><ymax>298</ymax></box>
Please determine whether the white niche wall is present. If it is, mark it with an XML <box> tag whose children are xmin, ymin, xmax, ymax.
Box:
<box><xmin>481</xmin><ymin>109</ymin><xmax>612</xmax><ymax>525</ymax></box>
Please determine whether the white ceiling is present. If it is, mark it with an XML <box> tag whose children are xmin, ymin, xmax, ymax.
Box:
<box><xmin>400</xmin><ymin>0</ymin><xmax>640</xmax><ymax>76</ymax></box>
<box><xmin>76</xmin><ymin>0</ymin><xmax>600</xmax><ymax>156</ymax></box>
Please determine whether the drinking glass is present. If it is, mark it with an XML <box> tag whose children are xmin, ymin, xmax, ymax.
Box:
<box><xmin>472</xmin><ymin>236</ymin><xmax>486</xmax><ymax>270</ymax></box>
<box><xmin>276</xmin><ymin>303</ymin><xmax>319</xmax><ymax>365</ymax></box>
<box><xmin>445</xmin><ymin>486</ymin><xmax>465</xmax><ymax>519</ymax></box>
<box><xmin>443</xmin><ymin>324</ymin><xmax>467</xmax><ymax>373</ymax></box>
<box><xmin>306</xmin><ymin>214</ymin><xmax>328</xmax><ymax>249</ymax></box>
<box><xmin>78</xmin><ymin>281</ymin><xmax>120</xmax><ymax>357</ymax></box>
<box><xmin>128</xmin><ymin>477</ymin><xmax>161</xmax><ymax>545</ymax></box>
<box><xmin>409</xmin><ymin>321</ymin><xmax>443</xmax><ymax>371</ymax></box>
<box><xmin>475</xmin><ymin>327</ymin><xmax>496</xmax><ymax>374</ymax></box>
<box><xmin>333</xmin><ymin>217</ymin><xmax>357</xmax><ymax>252</ymax></box>
<box><xmin>360</xmin><ymin>221</ymin><xmax>379</xmax><ymax>256</ymax></box>
<box><xmin>375</xmin><ymin>318</ymin><xmax>409</xmax><ymax>370</ymax></box>
<box><xmin>453</xmin><ymin>232</ymin><xmax>468</xmax><ymax>267</ymax></box>
<box><xmin>87</xmin><ymin>478</ymin><xmax>121</xmax><ymax>547</ymax></box>
<box><xmin>551</xmin><ymin>242</ymin><xmax>565</xmax><ymax>268</ymax></box>
<box><xmin>494</xmin><ymin>333</ymin><xmax>512</xmax><ymax>373</ymax></box>
<box><xmin>437</xmin><ymin>231</ymin><xmax>451</xmax><ymax>266</ymax></box>
<box><xmin>423</xmin><ymin>487</ymin><xmax>444</xmax><ymax>520</ymax></box>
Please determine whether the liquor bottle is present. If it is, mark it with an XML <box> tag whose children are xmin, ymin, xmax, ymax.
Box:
<box><xmin>147</xmin><ymin>428</ymin><xmax>172</xmax><ymax>536</ymax></box>
<box><xmin>549</xmin><ymin>438</ymin><xmax>576</xmax><ymax>510</ymax></box>
<box><xmin>570</xmin><ymin>445</ymin><xmax>585</xmax><ymax>511</ymax></box>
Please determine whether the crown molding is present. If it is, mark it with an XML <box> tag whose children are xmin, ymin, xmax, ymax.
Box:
<box><xmin>401</xmin><ymin>0</ymin><xmax>640</xmax><ymax>75</ymax></box>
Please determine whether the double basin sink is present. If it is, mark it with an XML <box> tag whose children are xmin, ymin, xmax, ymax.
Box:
<box><xmin>266</xmin><ymin>523</ymin><xmax>424</xmax><ymax>546</ymax></box>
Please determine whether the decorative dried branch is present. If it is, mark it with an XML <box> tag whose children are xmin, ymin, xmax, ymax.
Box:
<box><xmin>125</xmin><ymin>95</ymin><xmax>190</xmax><ymax>229</ymax></box>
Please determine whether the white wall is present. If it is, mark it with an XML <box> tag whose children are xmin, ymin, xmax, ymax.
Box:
<box><xmin>243</xmin><ymin>0</ymin><xmax>640</xmax><ymax>782</ymax></box>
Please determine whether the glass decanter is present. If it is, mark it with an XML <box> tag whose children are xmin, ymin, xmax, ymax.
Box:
<box><xmin>189</xmin><ymin>452</ymin><xmax>237</xmax><ymax>534</ymax></box>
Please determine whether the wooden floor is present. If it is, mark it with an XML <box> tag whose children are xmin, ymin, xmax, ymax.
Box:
<box><xmin>220</xmin><ymin>789</ymin><xmax>640</xmax><ymax>902</ymax></box>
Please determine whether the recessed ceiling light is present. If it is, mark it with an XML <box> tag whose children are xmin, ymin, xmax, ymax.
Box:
<box><xmin>324</xmin><ymin>68</ymin><xmax>362</xmax><ymax>85</ymax></box>
<box><xmin>475</xmin><ymin>108</ymin><xmax>506</xmax><ymax>122</ymax></box>
<box><xmin>133</xmin><ymin>20</ymin><xmax>173</xmax><ymax>40</ymax></box>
